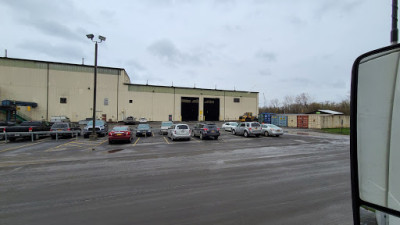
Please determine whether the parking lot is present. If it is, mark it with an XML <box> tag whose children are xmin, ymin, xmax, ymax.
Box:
<box><xmin>0</xmin><ymin>124</ymin><xmax>352</xmax><ymax>225</ymax></box>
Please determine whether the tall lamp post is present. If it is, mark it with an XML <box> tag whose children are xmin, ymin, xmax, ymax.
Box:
<box><xmin>86</xmin><ymin>34</ymin><xmax>106</xmax><ymax>140</ymax></box>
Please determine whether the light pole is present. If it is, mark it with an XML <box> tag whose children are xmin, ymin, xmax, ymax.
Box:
<box><xmin>86</xmin><ymin>34</ymin><xmax>106</xmax><ymax>140</ymax></box>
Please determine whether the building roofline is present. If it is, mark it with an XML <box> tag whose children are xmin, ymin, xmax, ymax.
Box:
<box><xmin>0</xmin><ymin>56</ymin><xmax>126</xmax><ymax>71</ymax></box>
<box><xmin>124</xmin><ymin>83</ymin><xmax>259</xmax><ymax>94</ymax></box>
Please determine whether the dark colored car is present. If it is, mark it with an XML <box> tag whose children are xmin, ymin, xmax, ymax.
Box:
<box><xmin>108</xmin><ymin>126</ymin><xmax>133</xmax><ymax>144</ymax></box>
<box><xmin>191</xmin><ymin>123</ymin><xmax>220</xmax><ymax>140</ymax></box>
<box><xmin>124</xmin><ymin>116</ymin><xmax>136</xmax><ymax>125</ymax></box>
<box><xmin>50</xmin><ymin>122</ymin><xmax>81</xmax><ymax>139</ymax></box>
<box><xmin>5</xmin><ymin>121</ymin><xmax>51</xmax><ymax>141</ymax></box>
<box><xmin>136</xmin><ymin>124</ymin><xmax>152</xmax><ymax>137</ymax></box>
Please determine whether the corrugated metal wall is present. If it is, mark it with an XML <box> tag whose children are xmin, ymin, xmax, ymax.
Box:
<box><xmin>287</xmin><ymin>115</ymin><xmax>297</xmax><ymax>127</ymax></box>
<box><xmin>297</xmin><ymin>115</ymin><xmax>309</xmax><ymax>129</ymax></box>
<box><xmin>262</xmin><ymin>113</ymin><xmax>350</xmax><ymax>129</ymax></box>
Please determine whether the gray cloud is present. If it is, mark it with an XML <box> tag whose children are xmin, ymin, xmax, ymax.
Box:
<box><xmin>255</xmin><ymin>50</ymin><xmax>277</xmax><ymax>62</ymax></box>
<box><xmin>147</xmin><ymin>39</ymin><xmax>204</xmax><ymax>66</ymax></box>
<box><xmin>1</xmin><ymin>0</ymin><xmax>91</xmax><ymax>42</ymax></box>
<box><xmin>258</xmin><ymin>70</ymin><xmax>272</xmax><ymax>77</ymax></box>
<box><xmin>127</xmin><ymin>60</ymin><xmax>147</xmax><ymax>71</ymax></box>
<box><xmin>18</xmin><ymin>41</ymin><xmax>83</xmax><ymax>60</ymax></box>
<box><xmin>314</xmin><ymin>0</ymin><xmax>364</xmax><ymax>19</ymax></box>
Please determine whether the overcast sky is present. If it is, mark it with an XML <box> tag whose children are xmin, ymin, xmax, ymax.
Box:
<box><xmin>0</xmin><ymin>0</ymin><xmax>392</xmax><ymax>106</ymax></box>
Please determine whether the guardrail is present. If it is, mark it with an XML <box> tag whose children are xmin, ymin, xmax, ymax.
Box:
<box><xmin>0</xmin><ymin>131</ymin><xmax>81</xmax><ymax>143</ymax></box>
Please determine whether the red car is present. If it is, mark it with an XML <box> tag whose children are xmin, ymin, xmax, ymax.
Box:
<box><xmin>108</xmin><ymin>126</ymin><xmax>133</xmax><ymax>144</ymax></box>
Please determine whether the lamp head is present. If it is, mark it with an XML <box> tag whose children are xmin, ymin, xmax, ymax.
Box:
<box><xmin>86</xmin><ymin>34</ymin><xmax>94</xmax><ymax>40</ymax></box>
<box><xmin>98</xmin><ymin>35</ymin><xmax>106</xmax><ymax>42</ymax></box>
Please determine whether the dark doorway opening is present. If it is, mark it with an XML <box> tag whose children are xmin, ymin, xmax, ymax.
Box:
<box><xmin>181</xmin><ymin>97</ymin><xmax>199</xmax><ymax>121</ymax></box>
<box><xmin>204</xmin><ymin>98</ymin><xmax>220</xmax><ymax>121</ymax></box>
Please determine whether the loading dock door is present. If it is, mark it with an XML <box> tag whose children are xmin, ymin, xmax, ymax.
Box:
<box><xmin>204</xmin><ymin>98</ymin><xmax>220</xmax><ymax>121</ymax></box>
<box><xmin>181</xmin><ymin>97</ymin><xmax>199</xmax><ymax>121</ymax></box>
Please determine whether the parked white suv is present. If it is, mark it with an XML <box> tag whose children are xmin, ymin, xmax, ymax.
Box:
<box><xmin>232</xmin><ymin>122</ymin><xmax>262</xmax><ymax>137</ymax></box>
<box><xmin>167</xmin><ymin>124</ymin><xmax>191</xmax><ymax>141</ymax></box>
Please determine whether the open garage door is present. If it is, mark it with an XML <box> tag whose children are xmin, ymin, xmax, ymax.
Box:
<box><xmin>204</xmin><ymin>98</ymin><xmax>220</xmax><ymax>121</ymax></box>
<box><xmin>181</xmin><ymin>97</ymin><xmax>199</xmax><ymax>121</ymax></box>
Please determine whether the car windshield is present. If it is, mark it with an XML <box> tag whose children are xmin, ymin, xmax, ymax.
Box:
<box><xmin>87</xmin><ymin>120</ymin><xmax>105</xmax><ymax>126</ymax></box>
<box><xmin>177</xmin><ymin>125</ymin><xmax>188</xmax><ymax>129</ymax></box>
<box><xmin>230</xmin><ymin>122</ymin><xmax>238</xmax><ymax>126</ymax></box>
<box><xmin>251</xmin><ymin>123</ymin><xmax>260</xmax><ymax>127</ymax></box>
<box><xmin>268</xmin><ymin>124</ymin><xmax>279</xmax><ymax>128</ymax></box>
<box><xmin>138</xmin><ymin>124</ymin><xmax>150</xmax><ymax>129</ymax></box>
<box><xmin>112</xmin><ymin>126</ymin><xmax>129</xmax><ymax>131</ymax></box>
<box><xmin>205</xmin><ymin>124</ymin><xmax>217</xmax><ymax>128</ymax></box>
<box><xmin>161</xmin><ymin>122</ymin><xmax>173</xmax><ymax>127</ymax></box>
<box><xmin>51</xmin><ymin>123</ymin><xmax>68</xmax><ymax>129</ymax></box>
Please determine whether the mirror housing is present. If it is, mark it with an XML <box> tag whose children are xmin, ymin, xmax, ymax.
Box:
<box><xmin>351</xmin><ymin>43</ymin><xmax>400</xmax><ymax>224</ymax></box>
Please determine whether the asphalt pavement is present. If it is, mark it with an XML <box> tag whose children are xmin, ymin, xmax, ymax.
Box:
<box><xmin>0</xmin><ymin>129</ymin><xmax>354</xmax><ymax>225</ymax></box>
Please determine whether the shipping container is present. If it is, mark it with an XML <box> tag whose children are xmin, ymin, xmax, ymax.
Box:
<box><xmin>271</xmin><ymin>115</ymin><xmax>279</xmax><ymax>126</ymax></box>
<box><xmin>258</xmin><ymin>113</ymin><xmax>274</xmax><ymax>124</ymax></box>
<box><xmin>278</xmin><ymin>115</ymin><xmax>288</xmax><ymax>127</ymax></box>
<box><xmin>297</xmin><ymin>115</ymin><xmax>309</xmax><ymax>128</ymax></box>
<box><xmin>308</xmin><ymin>114</ymin><xmax>350</xmax><ymax>129</ymax></box>
<box><xmin>287</xmin><ymin>115</ymin><xmax>297</xmax><ymax>128</ymax></box>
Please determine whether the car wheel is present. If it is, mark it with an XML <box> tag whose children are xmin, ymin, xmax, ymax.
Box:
<box><xmin>232</xmin><ymin>129</ymin><xmax>236</xmax><ymax>135</ymax></box>
<box><xmin>200</xmin><ymin>133</ymin><xmax>204</xmax><ymax>140</ymax></box>
<box><xmin>191</xmin><ymin>131</ymin><xmax>195</xmax><ymax>137</ymax></box>
<box><xmin>109</xmin><ymin>140</ymin><xmax>113</xmax><ymax>144</ymax></box>
<box><xmin>214</xmin><ymin>136</ymin><xmax>219</xmax><ymax>140</ymax></box>
<box><xmin>51</xmin><ymin>135</ymin><xmax>56</xmax><ymax>139</ymax></box>
<box><xmin>264</xmin><ymin>131</ymin><xmax>269</xmax><ymax>137</ymax></box>
<box><xmin>255</xmin><ymin>134</ymin><xmax>260</xmax><ymax>138</ymax></box>
<box><xmin>244</xmin><ymin>131</ymin><xmax>249</xmax><ymax>137</ymax></box>
<box><xmin>9</xmin><ymin>137</ymin><xmax>16</xmax><ymax>142</ymax></box>
<box><xmin>276</xmin><ymin>135</ymin><xmax>280</xmax><ymax>137</ymax></box>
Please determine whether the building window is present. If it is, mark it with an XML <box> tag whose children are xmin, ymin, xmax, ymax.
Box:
<box><xmin>60</xmin><ymin>98</ymin><xmax>67</xmax><ymax>104</ymax></box>
<box><xmin>234</xmin><ymin>98</ymin><xmax>240</xmax><ymax>103</ymax></box>
<box><xmin>129</xmin><ymin>100</ymin><xmax>133</xmax><ymax>103</ymax></box>
<box><xmin>104</xmin><ymin>98</ymin><xmax>109</xmax><ymax>106</ymax></box>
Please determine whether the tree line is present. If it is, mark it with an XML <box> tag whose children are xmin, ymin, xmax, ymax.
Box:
<box><xmin>259</xmin><ymin>93</ymin><xmax>350</xmax><ymax>115</ymax></box>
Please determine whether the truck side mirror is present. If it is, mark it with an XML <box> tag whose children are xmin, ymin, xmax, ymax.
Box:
<box><xmin>351</xmin><ymin>44</ymin><xmax>400</xmax><ymax>224</ymax></box>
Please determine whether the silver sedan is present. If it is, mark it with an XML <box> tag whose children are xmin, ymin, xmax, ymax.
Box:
<box><xmin>221</xmin><ymin>122</ymin><xmax>238</xmax><ymax>131</ymax></box>
<box><xmin>261</xmin><ymin>124</ymin><xmax>284</xmax><ymax>137</ymax></box>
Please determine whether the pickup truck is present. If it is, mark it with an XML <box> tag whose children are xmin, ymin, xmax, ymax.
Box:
<box><xmin>4</xmin><ymin>121</ymin><xmax>51</xmax><ymax>141</ymax></box>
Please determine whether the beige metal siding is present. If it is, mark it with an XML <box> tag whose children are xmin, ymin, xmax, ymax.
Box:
<box><xmin>308</xmin><ymin>114</ymin><xmax>350</xmax><ymax>129</ymax></box>
<box><xmin>0</xmin><ymin>65</ymin><xmax>48</xmax><ymax>121</ymax></box>
<box><xmin>1</xmin><ymin>58</ymin><xmax>258</xmax><ymax>122</ymax></box>
<box><xmin>287</xmin><ymin>115</ymin><xmax>297</xmax><ymax>128</ymax></box>
<box><xmin>308</xmin><ymin>114</ymin><xmax>322</xmax><ymax>129</ymax></box>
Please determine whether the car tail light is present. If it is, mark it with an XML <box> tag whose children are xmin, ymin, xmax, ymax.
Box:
<box><xmin>67</xmin><ymin>128</ymin><xmax>71</xmax><ymax>131</ymax></box>
<box><xmin>109</xmin><ymin>132</ymin><xmax>113</xmax><ymax>136</ymax></box>
<box><xmin>127</xmin><ymin>131</ymin><xmax>131</xmax><ymax>135</ymax></box>
<box><xmin>50</xmin><ymin>129</ymin><xmax>53</xmax><ymax>131</ymax></box>
<box><xmin>29</xmin><ymin>127</ymin><xmax>33</xmax><ymax>132</ymax></box>
<box><xmin>217</xmin><ymin>128</ymin><xmax>220</xmax><ymax>131</ymax></box>
<box><xmin>174</xmin><ymin>130</ymin><xmax>176</xmax><ymax>134</ymax></box>
<box><xmin>203</xmin><ymin>128</ymin><xmax>208</xmax><ymax>132</ymax></box>
<box><xmin>249</xmin><ymin>128</ymin><xmax>252</xmax><ymax>131</ymax></box>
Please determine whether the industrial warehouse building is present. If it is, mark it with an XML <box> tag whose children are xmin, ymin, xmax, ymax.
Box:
<box><xmin>0</xmin><ymin>57</ymin><xmax>259</xmax><ymax>122</ymax></box>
